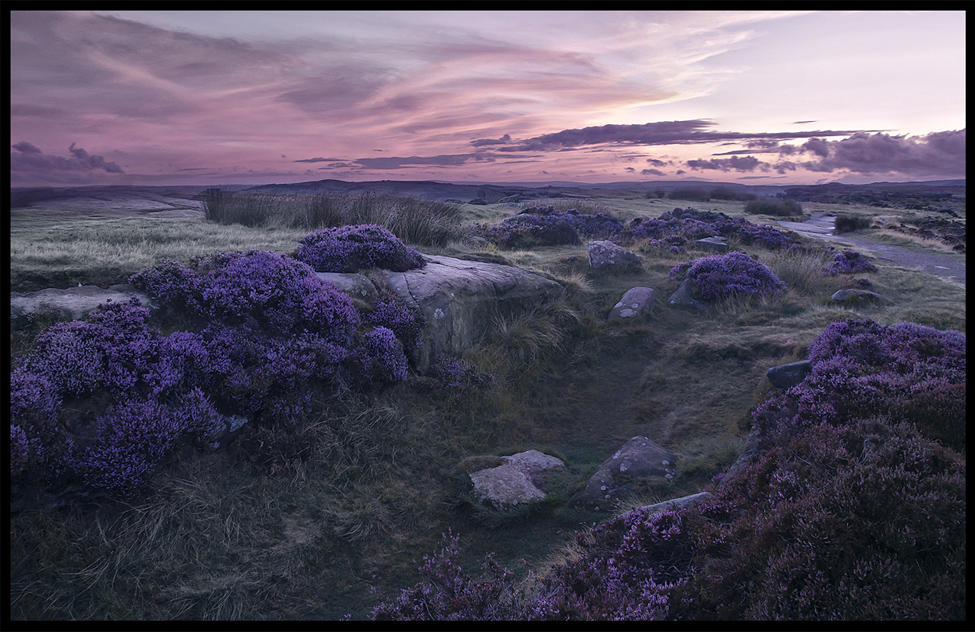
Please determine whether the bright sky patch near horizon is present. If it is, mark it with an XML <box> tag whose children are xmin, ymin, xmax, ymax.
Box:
<box><xmin>9</xmin><ymin>10</ymin><xmax>966</xmax><ymax>188</ymax></box>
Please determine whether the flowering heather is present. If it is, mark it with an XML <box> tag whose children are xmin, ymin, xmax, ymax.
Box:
<box><xmin>9</xmin><ymin>369</ymin><xmax>63</xmax><ymax>480</ymax></box>
<box><xmin>429</xmin><ymin>356</ymin><xmax>495</xmax><ymax>390</ymax></box>
<box><xmin>79</xmin><ymin>388</ymin><xmax>224</xmax><ymax>496</ymax></box>
<box><xmin>351</xmin><ymin>326</ymin><xmax>409</xmax><ymax>385</ymax></box>
<box><xmin>669</xmin><ymin>251</ymin><xmax>786</xmax><ymax>301</ymax></box>
<box><xmin>294</xmin><ymin>224</ymin><xmax>426</xmax><ymax>272</ymax></box>
<box><xmin>629</xmin><ymin>208</ymin><xmax>797</xmax><ymax>251</ymax></box>
<box><xmin>518</xmin><ymin>206</ymin><xmax>626</xmax><ymax>238</ymax></box>
<box><xmin>822</xmin><ymin>249</ymin><xmax>878</xmax><ymax>276</ymax></box>
<box><xmin>753</xmin><ymin>319</ymin><xmax>966</xmax><ymax>449</ymax></box>
<box><xmin>366</xmin><ymin>295</ymin><xmax>426</xmax><ymax>359</ymax></box>
<box><xmin>25</xmin><ymin>298</ymin><xmax>160</xmax><ymax>396</ymax></box>
<box><xmin>484</xmin><ymin>213</ymin><xmax>582</xmax><ymax>249</ymax></box>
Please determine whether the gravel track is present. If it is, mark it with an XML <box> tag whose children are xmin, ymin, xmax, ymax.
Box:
<box><xmin>777</xmin><ymin>214</ymin><xmax>965</xmax><ymax>286</ymax></box>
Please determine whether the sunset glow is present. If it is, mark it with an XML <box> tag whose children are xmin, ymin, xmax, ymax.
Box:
<box><xmin>9</xmin><ymin>10</ymin><xmax>966</xmax><ymax>187</ymax></box>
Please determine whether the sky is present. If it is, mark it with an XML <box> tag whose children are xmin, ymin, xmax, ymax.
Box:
<box><xmin>8</xmin><ymin>10</ymin><xmax>967</xmax><ymax>188</ymax></box>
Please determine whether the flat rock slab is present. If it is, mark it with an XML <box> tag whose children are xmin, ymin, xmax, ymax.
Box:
<box><xmin>469</xmin><ymin>449</ymin><xmax>565</xmax><ymax>509</ymax></box>
<box><xmin>10</xmin><ymin>284</ymin><xmax>155</xmax><ymax>328</ymax></box>
<box><xmin>383</xmin><ymin>255</ymin><xmax>564</xmax><ymax>372</ymax></box>
<box><xmin>570</xmin><ymin>436</ymin><xmax>678</xmax><ymax>512</ymax></box>
<box><xmin>829</xmin><ymin>288</ymin><xmax>886</xmax><ymax>306</ymax></box>
<box><xmin>609</xmin><ymin>287</ymin><xmax>656</xmax><ymax>320</ymax></box>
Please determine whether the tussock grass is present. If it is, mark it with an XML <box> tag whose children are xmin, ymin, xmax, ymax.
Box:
<box><xmin>203</xmin><ymin>190</ymin><xmax>463</xmax><ymax>246</ymax></box>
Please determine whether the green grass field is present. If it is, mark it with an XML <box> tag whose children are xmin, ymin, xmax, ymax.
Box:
<box><xmin>8</xmin><ymin>190</ymin><xmax>966</xmax><ymax>620</ymax></box>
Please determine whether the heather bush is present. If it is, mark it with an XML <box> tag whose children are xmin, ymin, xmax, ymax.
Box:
<box><xmin>350</xmin><ymin>326</ymin><xmax>409</xmax><ymax>386</ymax></box>
<box><xmin>517</xmin><ymin>205</ymin><xmax>626</xmax><ymax>238</ymax></box>
<box><xmin>294</xmin><ymin>224</ymin><xmax>426</xmax><ymax>272</ymax></box>
<box><xmin>484</xmin><ymin>213</ymin><xmax>582</xmax><ymax>249</ymax></box>
<box><xmin>822</xmin><ymin>249</ymin><xmax>878</xmax><ymax>276</ymax></box>
<box><xmin>366</xmin><ymin>294</ymin><xmax>426</xmax><ymax>360</ymax></box>
<box><xmin>429</xmin><ymin>356</ymin><xmax>496</xmax><ymax>391</ymax></box>
<box><xmin>669</xmin><ymin>252</ymin><xmax>786</xmax><ymax>302</ymax></box>
<box><xmin>744</xmin><ymin>198</ymin><xmax>803</xmax><ymax>217</ymax></box>
<box><xmin>24</xmin><ymin>298</ymin><xmax>160</xmax><ymax>397</ymax></box>
<box><xmin>627</xmin><ymin>208</ymin><xmax>797</xmax><ymax>251</ymax></box>
<box><xmin>371</xmin><ymin>531</ymin><xmax>527</xmax><ymax>621</ymax></box>
<box><xmin>79</xmin><ymin>389</ymin><xmax>224</xmax><ymax>496</ymax></box>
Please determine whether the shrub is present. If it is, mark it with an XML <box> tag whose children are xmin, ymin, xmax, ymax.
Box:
<box><xmin>822</xmin><ymin>250</ymin><xmax>878</xmax><ymax>276</ymax></box>
<box><xmin>429</xmin><ymin>356</ymin><xmax>495</xmax><ymax>390</ymax></box>
<box><xmin>709</xmin><ymin>187</ymin><xmax>758</xmax><ymax>202</ymax></box>
<box><xmin>833</xmin><ymin>214</ymin><xmax>873</xmax><ymax>233</ymax></box>
<box><xmin>78</xmin><ymin>389</ymin><xmax>224</xmax><ymax>496</ymax></box>
<box><xmin>351</xmin><ymin>326</ymin><xmax>409</xmax><ymax>385</ymax></box>
<box><xmin>744</xmin><ymin>198</ymin><xmax>803</xmax><ymax>217</ymax></box>
<box><xmin>484</xmin><ymin>213</ymin><xmax>582</xmax><ymax>249</ymax></box>
<box><xmin>366</xmin><ymin>295</ymin><xmax>426</xmax><ymax>360</ymax></box>
<box><xmin>669</xmin><ymin>188</ymin><xmax>711</xmax><ymax>202</ymax></box>
<box><xmin>669</xmin><ymin>252</ymin><xmax>786</xmax><ymax>301</ymax></box>
<box><xmin>294</xmin><ymin>224</ymin><xmax>426</xmax><ymax>273</ymax></box>
<box><xmin>627</xmin><ymin>208</ymin><xmax>797</xmax><ymax>251</ymax></box>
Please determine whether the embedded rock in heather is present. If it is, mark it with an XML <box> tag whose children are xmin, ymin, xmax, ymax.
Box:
<box><xmin>569</xmin><ymin>436</ymin><xmax>678</xmax><ymax>512</ymax></box>
<box><xmin>767</xmin><ymin>360</ymin><xmax>813</xmax><ymax>388</ymax></box>
<box><xmin>383</xmin><ymin>255</ymin><xmax>563</xmax><ymax>372</ymax></box>
<box><xmin>829</xmin><ymin>288</ymin><xmax>886</xmax><ymax>306</ymax></box>
<box><xmin>695</xmin><ymin>236</ymin><xmax>728</xmax><ymax>253</ymax></box>
<box><xmin>618</xmin><ymin>491</ymin><xmax>712</xmax><ymax>519</ymax></box>
<box><xmin>667</xmin><ymin>277</ymin><xmax>708</xmax><ymax>310</ymax></box>
<box><xmin>10</xmin><ymin>284</ymin><xmax>155</xmax><ymax>329</ymax></box>
<box><xmin>608</xmin><ymin>287</ymin><xmax>656</xmax><ymax>320</ymax></box>
<box><xmin>588</xmin><ymin>240</ymin><xmax>642</xmax><ymax>272</ymax></box>
<box><xmin>469</xmin><ymin>449</ymin><xmax>565</xmax><ymax>509</ymax></box>
<box><xmin>316</xmin><ymin>272</ymin><xmax>379</xmax><ymax>303</ymax></box>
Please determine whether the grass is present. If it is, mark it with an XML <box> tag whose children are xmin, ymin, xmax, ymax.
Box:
<box><xmin>8</xmin><ymin>189</ymin><xmax>966</xmax><ymax>620</ymax></box>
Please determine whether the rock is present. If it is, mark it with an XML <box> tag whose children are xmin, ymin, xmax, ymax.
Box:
<box><xmin>667</xmin><ymin>277</ymin><xmax>708</xmax><ymax>310</ymax></box>
<box><xmin>200</xmin><ymin>415</ymin><xmax>250</xmax><ymax>452</ymax></box>
<box><xmin>10</xmin><ymin>284</ymin><xmax>156</xmax><ymax>330</ymax></box>
<box><xmin>618</xmin><ymin>491</ymin><xmax>712</xmax><ymax>519</ymax></box>
<box><xmin>608</xmin><ymin>287</ymin><xmax>656</xmax><ymax>320</ymax></box>
<box><xmin>383</xmin><ymin>255</ymin><xmax>563</xmax><ymax>372</ymax></box>
<box><xmin>829</xmin><ymin>288</ymin><xmax>886</xmax><ymax>306</ymax></box>
<box><xmin>695</xmin><ymin>236</ymin><xmax>728</xmax><ymax>253</ymax></box>
<box><xmin>315</xmin><ymin>272</ymin><xmax>379</xmax><ymax>303</ymax></box>
<box><xmin>569</xmin><ymin>436</ymin><xmax>678</xmax><ymax>512</ymax></box>
<box><xmin>469</xmin><ymin>449</ymin><xmax>565</xmax><ymax>509</ymax></box>
<box><xmin>497</xmin><ymin>194</ymin><xmax>523</xmax><ymax>203</ymax></box>
<box><xmin>467</xmin><ymin>198</ymin><xmax>489</xmax><ymax>205</ymax></box>
<box><xmin>587</xmin><ymin>241</ymin><xmax>642</xmax><ymax>272</ymax></box>
<box><xmin>767</xmin><ymin>360</ymin><xmax>813</xmax><ymax>388</ymax></box>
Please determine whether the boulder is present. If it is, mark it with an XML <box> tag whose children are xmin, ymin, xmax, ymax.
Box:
<box><xmin>570</xmin><ymin>436</ymin><xmax>678</xmax><ymax>512</ymax></box>
<box><xmin>667</xmin><ymin>277</ymin><xmax>708</xmax><ymax>310</ymax></box>
<box><xmin>829</xmin><ymin>288</ymin><xmax>886</xmax><ymax>306</ymax></box>
<box><xmin>695</xmin><ymin>236</ymin><xmax>728</xmax><ymax>253</ymax></box>
<box><xmin>767</xmin><ymin>360</ymin><xmax>813</xmax><ymax>388</ymax></box>
<box><xmin>608</xmin><ymin>287</ymin><xmax>656</xmax><ymax>320</ymax></box>
<box><xmin>316</xmin><ymin>272</ymin><xmax>379</xmax><ymax>303</ymax></box>
<box><xmin>10</xmin><ymin>284</ymin><xmax>155</xmax><ymax>329</ymax></box>
<box><xmin>587</xmin><ymin>241</ymin><xmax>642</xmax><ymax>273</ymax></box>
<box><xmin>469</xmin><ymin>449</ymin><xmax>565</xmax><ymax>509</ymax></box>
<box><xmin>383</xmin><ymin>255</ymin><xmax>563</xmax><ymax>372</ymax></box>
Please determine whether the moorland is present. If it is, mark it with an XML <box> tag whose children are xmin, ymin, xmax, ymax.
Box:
<box><xmin>7</xmin><ymin>178</ymin><xmax>966</xmax><ymax>620</ymax></box>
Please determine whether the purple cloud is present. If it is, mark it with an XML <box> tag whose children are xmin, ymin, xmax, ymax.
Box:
<box><xmin>294</xmin><ymin>157</ymin><xmax>348</xmax><ymax>163</ymax></box>
<box><xmin>800</xmin><ymin>130</ymin><xmax>966</xmax><ymax>176</ymax></box>
<box><xmin>12</xmin><ymin>141</ymin><xmax>43</xmax><ymax>154</ymax></box>
<box><xmin>499</xmin><ymin>120</ymin><xmax>863</xmax><ymax>151</ymax></box>
<box><xmin>642</xmin><ymin>168</ymin><xmax>667</xmax><ymax>176</ymax></box>
<box><xmin>470</xmin><ymin>134</ymin><xmax>512</xmax><ymax>147</ymax></box>
<box><xmin>686</xmin><ymin>155</ymin><xmax>766</xmax><ymax>172</ymax></box>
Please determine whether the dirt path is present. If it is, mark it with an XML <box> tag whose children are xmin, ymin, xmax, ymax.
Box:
<box><xmin>777</xmin><ymin>214</ymin><xmax>965</xmax><ymax>286</ymax></box>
